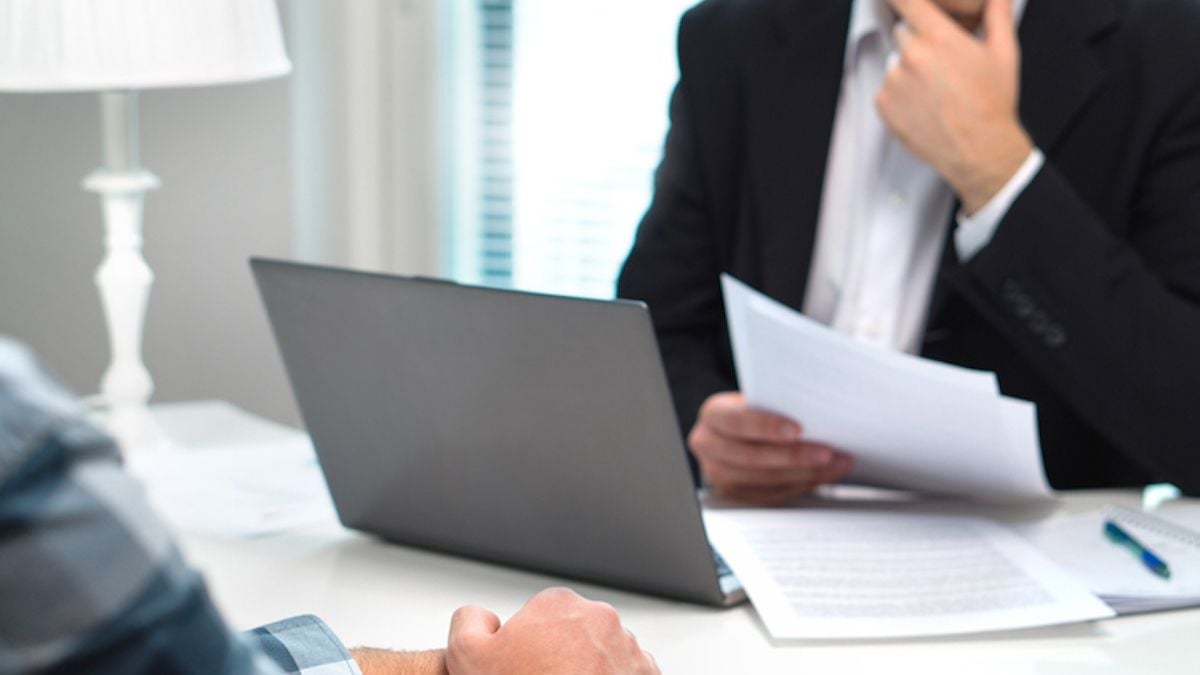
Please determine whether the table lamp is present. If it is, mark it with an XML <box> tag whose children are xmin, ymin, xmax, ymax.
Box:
<box><xmin>0</xmin><ymin>0</ymin><xmax>291</xmax><ymax>450</ymax></box>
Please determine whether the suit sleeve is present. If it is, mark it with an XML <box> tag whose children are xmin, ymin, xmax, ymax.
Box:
<box><xmin>617</xmin><ymin>9</ymin><xmax>736</xmax><ymax>458</ymax></box>
<box><xmin>955</xmin><ymin>78</ymin><xmax>1200</xmax><ymax>494</ymax></box>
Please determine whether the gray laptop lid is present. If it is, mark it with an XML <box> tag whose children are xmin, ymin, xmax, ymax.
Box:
<box><xmin>252</xmin><ymin>258</ymin><xmax>729</xmax><ymax>605</ymax></box>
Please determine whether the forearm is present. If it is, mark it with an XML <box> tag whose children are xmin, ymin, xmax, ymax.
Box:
<box><xmin>353</xmin><ymin>648</ymin><xmax>448</xmax><ymax>675</ymax></box>
<box><xmin>957</xmin><ymin>162</ymin><xmax>1200</xmax><ymax>490</ymax></box>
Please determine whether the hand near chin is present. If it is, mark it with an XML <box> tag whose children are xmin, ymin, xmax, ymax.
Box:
<box><xmin>878</xmin><ymin>0</ymin><xmax>1034</xmax><ymax>214</ymax></box>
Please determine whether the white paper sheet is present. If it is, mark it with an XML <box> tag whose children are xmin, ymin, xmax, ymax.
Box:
<box><xmin>1018</xmin><ymin>505</ymin><xmax>1200</xmax><ymax>613</ymax></box>
<box><xmin>721</xmin><ymin>275</ymin><xmax>1051</xmax><ymax>501</ymax></box>
<box><xmin>1152</xmin><ymin>501</ymin><xmax>1200</xmax><ymax>532</ymax></box>
<box><xmin>704</xmin><ymin>508</ymin><xmax>1114</xmax><ymax>639</ymax></box>
<box><xmin>126</xmin><ymin>436</ymin><xmax>338</xmax><ymax>538</ymax></box>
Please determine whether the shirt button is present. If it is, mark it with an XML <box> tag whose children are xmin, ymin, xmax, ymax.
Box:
<box><xmin>888</xmin><ymin>192</ymin><xmax>908</xmax><ymax>210</ymax></box>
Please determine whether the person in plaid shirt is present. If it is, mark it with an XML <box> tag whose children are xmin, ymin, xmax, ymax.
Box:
<box><xmin>0</xmin><ymin>337</ymin><xmax>659</xmax><ymax>675</ymax></box>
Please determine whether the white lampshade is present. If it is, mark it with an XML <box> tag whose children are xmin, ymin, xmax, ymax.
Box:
<box><xmin>0</xmin><ymin>0</ymin><xmax>290</xmax><ymax>92</ymax></box>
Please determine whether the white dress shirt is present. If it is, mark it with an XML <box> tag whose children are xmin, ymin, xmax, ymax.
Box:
<box><xmin>802</xmin><ymin>0</ymin><xmax>1040</xmax><ymax>354</ymax></box>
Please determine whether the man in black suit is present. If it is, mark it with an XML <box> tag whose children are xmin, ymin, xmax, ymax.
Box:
<box><xmin>618</xmin><ymin>0</ymin><xmax>1200</xmax><ymax>503</ymax></box>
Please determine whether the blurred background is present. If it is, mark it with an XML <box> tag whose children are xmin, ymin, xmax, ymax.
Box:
<box><xmin>0</xmin><ymin>0</ymin><xmax>695</xmax><ymax>424</ymax></box>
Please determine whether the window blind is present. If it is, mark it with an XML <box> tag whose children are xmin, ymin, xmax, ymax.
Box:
<box><xmin>446</xmin><ymin>0</ymin><xmax>694</xmax><ymax>298</ymax></box>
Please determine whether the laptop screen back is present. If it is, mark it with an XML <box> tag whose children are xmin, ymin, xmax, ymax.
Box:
<box><xmin>252</xmin><ymin>258</ymin><xmax>725</xmax><ymax>604</ymax></box>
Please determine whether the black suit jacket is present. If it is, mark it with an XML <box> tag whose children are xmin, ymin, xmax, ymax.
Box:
<box><xmin>617</xmin><ymin>0</ymin><xmax>1200</xmax><ymax>493</ymax></box>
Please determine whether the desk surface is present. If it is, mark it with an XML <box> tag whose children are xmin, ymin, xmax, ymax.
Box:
<box><xmin>156</xmin><ymin>401</ymin><xmax>1200</xmax><ymax>675</ymax></box>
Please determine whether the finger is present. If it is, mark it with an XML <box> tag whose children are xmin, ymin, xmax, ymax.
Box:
<box><xmin>810</xmin><ymin>454</ymin><xmax>856</xmax><ymax>485</ymax></box>
<box><xmin>705</xmin><ymin>451</ymin><xmax>855</xmax><ymax>493</ymax></box>
<box><xmin>690</xmin><ymin>430</ymin><xmax>835</xmax><ymax>469</ymax></box>
<box><xmin>888</xmin><ymin>0</ymin><xmax>958</xmax><ymax>37</ymax></box>
<box><xmin>700</xmin><ymin>449</ymin><xmax>835</xmax><ymax>480</ymax></box>
<box><xmin>893</xmin><ymin>21</ymin><xmax>915</xmax><ymax>54</ymax></box>
<box><xmin>703</xmin><ymin>454</ymin><xmax>850</xmax><ymax>492</ymax></box>
<box><xmin>831</xmin><ymin>453</ymin><xmax>855</xmax><ymax>477</ymax></box>
<box><xmin>702</xmin><ymin>464</ymin><xmax>822</xmax><ymax>493</ymax></box>
<box><xmin>448</xmin><ymin>605</ymin><xmax>501</xmax><ymax>643</ymax></box>
<box><xmin>698</xmin><ymin>393</ymin><xmax>802</xmax><ymax>442</ymax></box>
<box><xmin>717</xmin><ymin>483</ymin><xmax>819</xmax><ymax>506</ymax></box>
<box><xmin>984</xmin><ymin>0</ymin><xmax>1017</xmax><ymax>53</ymax></box>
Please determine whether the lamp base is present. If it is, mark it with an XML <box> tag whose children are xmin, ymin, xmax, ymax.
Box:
<box><xmin>84</xmin><ymin>167</ymin><xmax>161</xmax><ymax>453</ymax></box>
<box><xmin>105</xmin><ymin>402</ymin><xmax>166</xmax><ymax>452</ymax></box>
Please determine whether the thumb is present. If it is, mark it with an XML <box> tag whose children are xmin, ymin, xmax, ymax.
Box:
<box><xmin>449</xmin><ymin>605</ymin><xmax>502</xmax><ymax>642</ymax></box>
<box><xmin>984</xmin><ymin>0</ymin><xmax>1017</xmax><ymax>55</ymax></box>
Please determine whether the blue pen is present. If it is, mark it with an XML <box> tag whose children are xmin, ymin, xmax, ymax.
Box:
<box><xmin>1103</xmin><ymin>519</ymin><xmax>1172</xmax><ymax>580</ymax></box>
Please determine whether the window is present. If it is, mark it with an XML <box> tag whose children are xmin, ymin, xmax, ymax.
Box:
<box><xmin>444</xmin><ymin>0</ymin><xmax>695</xmax><ymax>298</ymax></box>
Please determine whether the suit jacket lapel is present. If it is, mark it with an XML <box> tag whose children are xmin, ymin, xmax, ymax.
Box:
<box><xmin>746</xmin><ymin>0</ymin><xmax>852</xmax><ymax>311</ymax></box>
<box><xmin>925</xmin><ymin>0</ymin><xmax>1118</xmax><ymax>330</ymax></box>
<box><xmin>1019</xmin><ymin>0</ymin><xmax>1117</xmax><ymax>153</ymax></box>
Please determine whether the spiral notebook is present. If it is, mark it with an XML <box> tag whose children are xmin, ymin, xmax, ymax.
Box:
<box><xmin>1020</xmin><ymin>504</ymin><xmax>1200</xmax><ymax>614</ymax></box>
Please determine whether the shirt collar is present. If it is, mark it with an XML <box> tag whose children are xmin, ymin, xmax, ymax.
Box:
<box><xmin>845</xmin><ymin>0</ymin><xmax>1030</xmax><ymax>70</ymax></box>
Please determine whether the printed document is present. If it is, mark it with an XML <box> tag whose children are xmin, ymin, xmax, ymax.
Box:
<box><xmin>704</xmin><ymin>508</ymin><xmax>1114</xmax><ymax>639</ymax></box>
<box><xmin>721</xmin><ymin>275</ymin><xmax>1051</xmax><ymax>501</ymax></box>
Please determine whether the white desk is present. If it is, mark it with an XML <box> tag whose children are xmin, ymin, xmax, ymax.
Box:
<box><xmin>157</xmin><ymin>402</ymin><xmax>1200</xmax><ymax>674</ymax></box>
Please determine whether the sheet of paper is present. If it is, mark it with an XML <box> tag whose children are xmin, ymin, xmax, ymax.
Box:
<box><xmin>721</xmin><ymin>275</ymin><xmax>1051</xmax><ymax>501</ymax></box>
<box><xmin>1017</xmin><ymin>506</ymin><xmax>1200</xmax><ymax>613</ymax></box>
<box><xmin>704</xmin><ymin>508</ymin><xmax>1114</xmax><ymax>639</ymax></box>
<box><xmin>127</xmin><ymin>436</ymin><xmax>338</xmax><ymax>538</ymax></box>
<box><xmin>1152</xmin><ymin>501</ymin><xmax>1200</xmax><ymax>533</ymax></box>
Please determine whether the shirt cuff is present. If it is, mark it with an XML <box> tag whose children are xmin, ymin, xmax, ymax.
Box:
<box><xmin>245</xmin><ymin>615</ymin><xmax>362</xmax><ymax>675</ymax></box>
<box><xmin>954</xmin><ymin>149</ymin><xmax>1045</xmax><ymax>261</ymax></box>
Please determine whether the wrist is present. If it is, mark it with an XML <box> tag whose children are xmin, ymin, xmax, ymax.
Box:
<box><xmin>352</xmin><ymin>647</ymin><xmax>449</xmax><ymax>675</ymax></box>
<box><xmin>951</xmin><ymin>125</ymin><xmax>1035</xmax><ymax>215</ymax></box>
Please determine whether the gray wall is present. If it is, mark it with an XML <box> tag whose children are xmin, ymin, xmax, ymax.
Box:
<box><xmin>0</xmin><ymin>52</ymin><xmax>299</xmax><ymax>425</ymax></box>
<box><xmin>0</xmin><ymin>1</ymin><xmax>442</xmax><ymax>427</ymax></box>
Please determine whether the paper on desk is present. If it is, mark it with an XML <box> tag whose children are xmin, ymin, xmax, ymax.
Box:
<box><xmin>1152</xmin><ymin>501</ymin><xmax>1200</xmax><ymax>533</ymax></box>
<box><xmin>704</xmin><ymin>508</ymin><xmax>1114</xmax><ymax>639</ymax></box>
<box><xmin>1017</xmin><ymin>505</ymin><xmax>1200</xmax><ymax>614</ymax></box>
<box><xmin>126</xmin><ymin>436</ymin><xmax>338</xmax><ymax>538</ymax></box>
<box><xmin>721</xmin><ymin>275</ymin><xmax>1051</xmax><ymax>501</ymax></box>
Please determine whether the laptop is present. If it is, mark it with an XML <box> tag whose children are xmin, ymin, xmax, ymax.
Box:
<box><xmin>251</xmin><ymin>258</ymin><xmax>744</xmax><ymax>607</ymax></box>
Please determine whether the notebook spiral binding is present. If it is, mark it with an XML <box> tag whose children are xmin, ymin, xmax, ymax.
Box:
<box><xmin>1107</xmin><ymin>504</ymin><xmax>1200</xmax><ymax>549</ymax></box>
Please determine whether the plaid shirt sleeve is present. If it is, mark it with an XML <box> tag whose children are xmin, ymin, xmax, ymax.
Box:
<box><xmin>0</xmin><ymin>338</ymin><xmax>361</xmax><ymax>675</ymax></box>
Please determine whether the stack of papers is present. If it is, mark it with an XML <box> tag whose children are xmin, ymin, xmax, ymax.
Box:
<box><xmin>704</xmin><ymin>508</ymin><xmax>1115</xmax><ymax>639</ymax></box>
<box><xmin>1019</xmin><ymin>505</ymin><xmax>1200</xmax><ymax>614</ymax></box>
<box><xmin>721</xmin><ymin>275</ymin><xmax>1051</xmax><ymax>501</ymax></box>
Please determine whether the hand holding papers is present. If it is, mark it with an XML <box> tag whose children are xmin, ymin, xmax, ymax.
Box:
<box><xmin>720</xmin><ymin>275</ymin><xmax>1052</xmax><ymax>501</ymax></box>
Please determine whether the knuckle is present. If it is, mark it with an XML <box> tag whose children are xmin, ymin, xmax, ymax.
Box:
<box><xmin>541</xmin><ymin>586</ymin><xmax>577</xmax><ymax>603</ymax></box>
<box><xmin>883</xmin><ymin>66</ymin><xmax>904</xmax><ymax>90</ymax></box>
<box><xmin>591</xmin><ymin>600</ymin><xmax>621</xmax><ymax>624</ymax></box>
<box><xmin>900</xmin><ymin>45</ymin><xmax>925</xmax><ymax>70</ymax></box>
<box><xmin>698</xmin><ymin>392</ymin><xmax>730</xmax><ymax>419</ymax></box>
<box><xmin>448</xmin><ymin>613</ymin><xmax>479</xmax><ymax>648</ymax></box>
<box><xmin>450</xmin><ymin>605</ymin><xmax>481</xmax><ymax>628</ymax></box>
<box><xmin>924</xmin><ymin>23</ymin><xmax>948</xmax><ymax>45</ymax></box>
